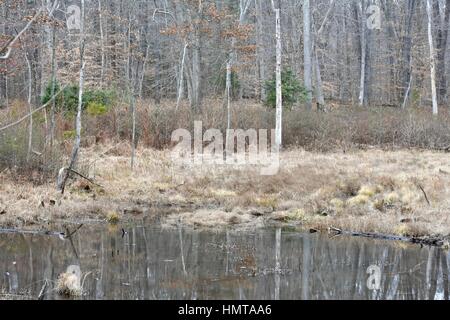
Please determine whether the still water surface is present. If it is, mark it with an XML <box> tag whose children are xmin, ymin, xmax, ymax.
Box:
<box><xmin>0</xmin><ymin>224</ymin><xmax>448</xmax><ymax>300</ymax></box>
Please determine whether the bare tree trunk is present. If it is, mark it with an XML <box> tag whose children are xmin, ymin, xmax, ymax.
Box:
<box><xmin>303</xmin><ymin>0</ymin><xmax>313</xmax><ymax>109</ymax></box>
<box><xmin>358</xmin><ymin>0</ymin><xmax>367</xmax><ymax>107</ymax></box>
<box><xmin>382</xmin><ymin>0</ymin><xmax>396</xmax><ymax>105</ymax></box>
<box><xmin>25</xmin><ymin>52</ymin><xmax>32</xmax><ymax>163</ymax></box>
<box><xmin>275</xmin><ymin>7</ymin><xmax>282</xmax><ymax>148</ymax></box>
<box><xmin>435</xmin><ymin>0</ymin><xmax>450</xmax><ymax>104</ymax></box>
<box><xmin>126</xmin><ymin>18</ymin><xmax>132</xmax><ymax>89</ymax></box>
<box><xmin>98</xmin><ymin>0</ymin><xmax>105</xmax><ymax>87</ymax></box>
<box><xmin>139</xmin><ymin>44</ymin><xmax>150</xmax><ymax>99</ymax></box>
<box><xmin>131</xmin><ymin>94</ymin><xmax>136</xmax><ymax>169</ymax></box>
<box><xmin>191</xmin><ymin>44</ymin><xmax>201</xmax><ymax>111</ymax></box>
<box><xmin>426</xmin><ymin>0</ymin><xmax>439</xmax><ymax>115</ymax></box>
<box><xmin>176</xmin><ymin>42</ymin><xmax>188</xmax><ymax>110</ymax></box>
<box><xmin>189</xmin><ymin>2</ymin><xmax>204</xmax><ymax>113</ymax></box>
<box><xmin>225</xmin><ymin>63</ymin><xmax>233</xmax><ymax>127</ymax></box>
<box><xmin>224</xmin><ymin>1</ymin><xmax>251</xmax><ymax>150</ymax></box>
<box><xmin>0</xmin><ymin>7</ymin><xmax>44</xmax><ymax>60</ymax></box>
<box><xmin>401</xmin><ymin>0</ymin><xmax>416</xmax><ymax>108</ymax></box>
<box><xmin>58</xmin><ymin>0</ymin><xmax>86</xmax><ymax>193</ymax></box>
<box><xmin>255</xmin><ymin>0</ymin><xmax>266</xmax><ymax>101</ymax></box>
<box><xmin>126</xmin><ymin>3</ymin><xmax>137</xmax><ymax>170</ymax></box>
<box><xmin>312</xmin><ymin>0</ymin><xmax>335</xmax><ymax>110</ymax></box>
<box><xmin>225</xmin><ymin>45</ymin><xmax>235</xmax><ymax>153</ymax></box>
<box><xmin>154</xmin><ymin>28</ymin><xmax>162</xmax><ymax>105</ymax></box>
<box><xmin>49</xmin><ymin>24</ymin><xmax>57</xmax><ymax>149</ymax></box>
<box><xmin>402</xmin><ymin>69</ymin><xmax>413</xmax><ymax>109</ymax></box>
<box><xmin>311</xmin><ymin>15</ymin><xmax>327</xmax><ymax>110</ymax></box>
<box><xmin>226</xmin><ymin>58</ymin><xmax>232</xmax><ymax>132</ymax></box>
<box><xmin>313</xmin><ymin>52</ymin><xmax>325</xmax><ymax>109</ymax></box>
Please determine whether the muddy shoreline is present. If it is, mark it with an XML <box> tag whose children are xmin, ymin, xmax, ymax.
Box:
<box><xmin>0</xmin><ymin>200</ymin><xmax>448</xmax><ymax>249</ymax></box>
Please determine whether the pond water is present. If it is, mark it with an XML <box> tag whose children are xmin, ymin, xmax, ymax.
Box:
<box><xmin>0</xmin><ymin>224</ymin><xmax>449</xmax><ymax>300</ymax></box>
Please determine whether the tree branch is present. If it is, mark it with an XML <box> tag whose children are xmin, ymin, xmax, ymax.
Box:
<box><xmin>0</xmin><ymin>8</ymin><xmax>43</xmax><ymax>59</ymax></box>
<box><xmin>0</xmin><ymin>1</ymin><xmax>59</xmax><ymax>60</ymax></box>
<box><xmin>0</xmin><ymin>86</ymin><xmax>66</xmax><ymax>132</ymax></box>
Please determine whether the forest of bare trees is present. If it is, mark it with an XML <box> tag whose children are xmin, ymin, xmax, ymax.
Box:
<box><xmin>1</xmin><ymin>0</ymin><xmax>449</xmax><ymax>111</ymax></box>
<box><xmin>0</xmin><ymin>0</ymin><xmax>449</xmax><ymax>174</ymax></box>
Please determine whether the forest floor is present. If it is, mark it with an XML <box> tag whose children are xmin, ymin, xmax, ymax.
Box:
<box><xmin>1</xmin><ymin>143</ymin><xmax>450</xmax><ymax>246</ymax></box>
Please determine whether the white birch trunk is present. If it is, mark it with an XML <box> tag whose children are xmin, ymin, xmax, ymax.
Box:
<box><xmin>275</xmin><ymin>8</ymin><xmax>283</xmax><ymax>148</ymax></box>
<box><xmin>25</xmin><ymin>52</ymin><xmax>32</xmax><ymax>162</ymax></box>
<box><xmin>402</xmin><ymin>67</ymin><xmax>413</xmax><ymax>109</ymax></box>
<box><xmin>358</xmin><ymin>1</ymin><xmax>367</xmax><ymax>107</ymax></box>
<box><xmin>224</xmin><ymin>55</ymin><xmax>233</xmax><ymax>159</ymax></box>
<box><xmin>176</xmin><ymin>42</ymin><xmax>188</xmax><ymax>110</ymax></box>
<box><xmin>226</xmin><ymin>59</ymin><xmax>232</xmax><ymax>132</ymax></box>
<box><xmin>426</xmin><ymin>0</ymin><xmax>439</xmax><ymax>115</ymax></box>
<box><xmin>58</xmin><ymin>0</ymin><xmax>86</xmax><ymax>193</ymax></box>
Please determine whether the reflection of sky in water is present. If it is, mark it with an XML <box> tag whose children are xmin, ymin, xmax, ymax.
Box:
<box><xmin>0</xmin><ymin>225</ymin><xmax>448</xmax><ymax>300</ymax></box>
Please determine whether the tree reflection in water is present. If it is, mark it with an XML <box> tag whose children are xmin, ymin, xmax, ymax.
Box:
<box><xmin>0</xmin><ymin>225</ymin><xmax>448</xmax><ymax>300</ymax></box>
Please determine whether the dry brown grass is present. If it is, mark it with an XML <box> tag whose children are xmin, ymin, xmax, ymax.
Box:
<box><xmin>0</xmin><ymin>143</ymin><xmax>449</xmax><ymax>239</ymax></box>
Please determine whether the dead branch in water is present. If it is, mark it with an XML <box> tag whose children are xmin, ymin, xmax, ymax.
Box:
<box><xmin>0</xmin><ymin>228</ymin><xmax>65</xmax><ymax>238</ymax></box>
<box><xmin>0</xmin><ymin>224</ymin><xmax>83</xmax><ymax>239</ymax></box>
<box><xmin>37</xmin><ymin>280</ymin><xmax>48</xmax><ymax>300</ymax></box>
<box><xmin>328</xmin><ymin>226</ymin><xmax>444</xmax><ymax>247</ymax></box>
<box><xmin>64</xmin><ymin>225</ymin><xmax>84</xmax><ymax>261</ymax></box>
<box><xmin>64</xmin><ymin>224</ymin><xmax>84</xmax><ymax>239</ymax></box>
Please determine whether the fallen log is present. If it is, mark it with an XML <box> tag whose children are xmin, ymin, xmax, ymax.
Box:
<box><xmin>328</xmin><ymin>227</ymin><xmax>445</xmax><ymax>247</ymax></box>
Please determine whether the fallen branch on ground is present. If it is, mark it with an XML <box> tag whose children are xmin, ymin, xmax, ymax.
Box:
<box><xmin>417</xmin><ymin>183</ymin><xmax>431</xmax><ymax>206</ymax></box>
<box><xmin>57</xmin><ymin>167</ymin><xmax>104</xmax><ymax>190</ymax></box>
